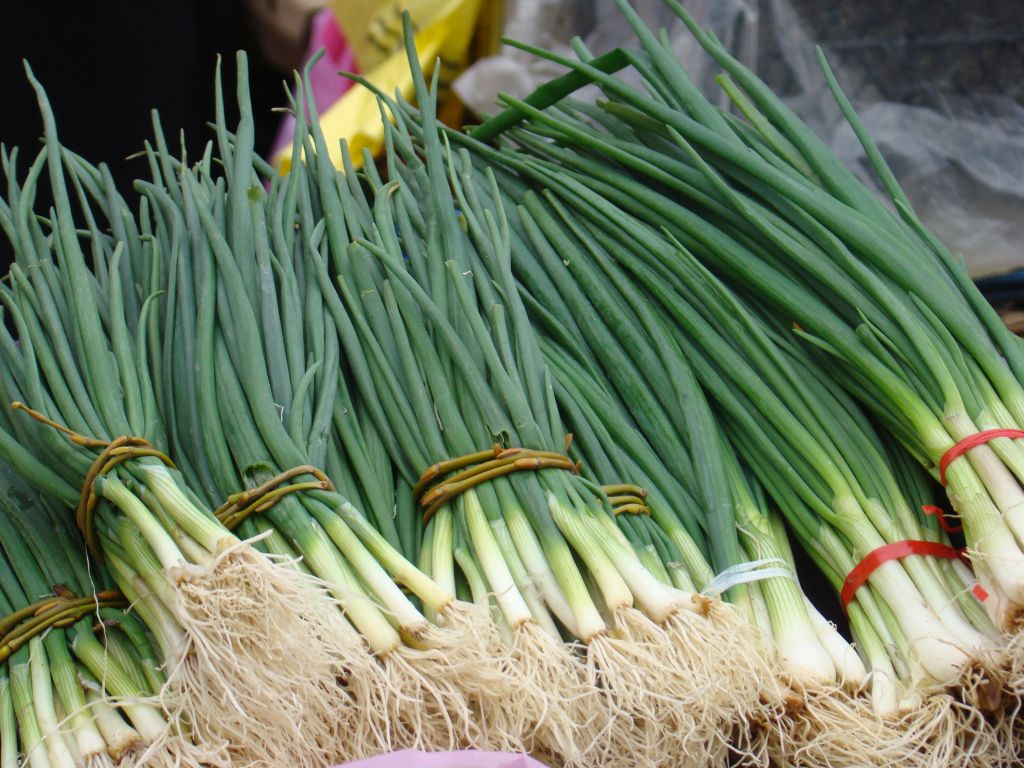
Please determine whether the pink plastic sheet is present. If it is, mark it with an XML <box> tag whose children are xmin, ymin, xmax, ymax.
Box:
<box><xmin>334</xmin><ymin>750</ymin><xmax>550</xmax><ymax>768</ymax></box>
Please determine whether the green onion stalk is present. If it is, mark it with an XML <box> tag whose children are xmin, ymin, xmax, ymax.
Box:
<box><xmin>324</xmin><ymin>165</ymin><xmax>615</xmax><ymax>762</ymax></box>
<box><xmin>0</xmin><ymin>68</ymin><xmax>365</xmax><ymax>768</ymax></box>
<box><xmin>307</xmin><ymin>103</ymin><xmax>619</xmax><ymax>768</ymax></box>
<box><xmin>299</xmin><ymin>120</ymin><xmax>593</xmax><ymax>765</ymax></box>
<box><xmin>133</xmin><ymin>132</ymin><xmax>393</xmax><ymax>762</ymax></box>
<box><xmin>305</xmin><ymin>55</ymin><xmax>605</xmax><ymax>763</ymax></box>
<box><xmin>338</xmin><ymin>135</ymin><xmax>716</xmax><ymax>768</ymax></box>
<box><xmin>470</xmin><ymin>0</ymin><xmax>1024</xmax><ymax>691</ymax></box>
<box><xmin>508</xmin><ymin>179</ymin><xmax>867</xmax><ymax>697</ymax></box>
<box><xmin>0</xmin><ymin>457</ymin><xmax>221</xmax><ymax>768</ymax></box>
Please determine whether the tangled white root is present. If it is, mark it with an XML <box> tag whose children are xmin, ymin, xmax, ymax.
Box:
<box><xmin>162</xmin><ymin>540</ymin><xmax>362</xmax><ymax>767</ymax></box>
<box><xmin>883</xmin><ymin>689</ymin><xmax>1007</xmax><ymax>768</ymax></box>
<box><xmin>99</xmin><ymin>732</ymin><xmax>141</xmax><ymax>764</ymax></box>
<box><xmin>1002</xmin><ymin>626</ymin><xmax>1024</xmax><ymax>762</ymax></box>
<box><xmin>949</xmin><ymin>652</ymin><xmax>1019</xmax><ymax>768</ymax></box>
<box><xmin>394</xmin><ymin>600</ymin><xmax>594</xmax><ymax>761</ymax></box>
<box><xmin>1006</xmin><ymin>690</ymin><xmax>1024</xmax><ymax>766</ymax></box>
<box><xmin>498</xmin><ymin>620</ymin><xmax>595</xmax><ymax>763</ymax></box>
<box><xmin>377</xmin><ymin>645</ymin><xmax>479</xmax><ymax>751</ymax></box>
<box><xmin>422</xmin><ymin>602</ymin><xmax>530</xmax><ymax>752</ymax></box>
<box><xmin>660</xmin><ymin>599</ymin><xmax>771</xmax><ymax>763</ymax></box>
<box><xmin>764</xmin><ymin>685</ymin><xmax>889</xmax><ymax>767</ymax></box>
<box><xmin>317</xmin><ymin>614</ymin><xmax>397</xmax><ymax>760</ymax></box>
<box><xmin>743</xmin><ymin>674</ymin><xmax>1012</xmax><ymax>768</ymax></box>
<box><xmin>1001</xmin><ymin>615</ymin><xmax>1024</xmax><ymax>703</ymax></box>
<box><xmin>436</xmin><ymin>602</ymin><xmax>605</xmax><ymax>760</ymax></box>
<box><xmin>573</xmin><ymin>608</ymin><xmax>714</xmax><ymax>768</ymax></box>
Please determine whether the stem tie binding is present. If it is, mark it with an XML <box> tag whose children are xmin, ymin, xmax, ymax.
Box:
<box><xmin>600</xmin><ymin>483</ymin><xmax>651</xmax><ymax>516</ymax></box>
<box><xmin>11</xmin><ymin>402</ymin><xmax>175</xmax><ymax>559</ymax></box>
<box><xmin>0</xmin><ymin>589</ymin><xmax>127</xmax><ymax>664</ymax></box>
<box><xmin>922</xmin><ymin>504</ymin><xmax>962</xmax><ymax>533</ymax></box>
<box><xmin>841</xmin><ymin>540</ymin><xmax>987</xmax><ymax>609</ymax></box>
<box><xmin>415</xmin><ymin>441</ymin><xmax>581</xmax><ymax>524</ymax></box>
<box><xmin>215</xmin><ymin>465</ymin><xmax>335</xmax><ymax>530</ymax></box>
<box><xmin>938</xmin><ymin>428</ymin><xmax>1024</xmax><ymax>485</ymax></box>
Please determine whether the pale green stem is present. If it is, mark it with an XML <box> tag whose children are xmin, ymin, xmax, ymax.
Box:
<box><xmin>29</xmin><ymin>639</ymin><xmax>75</xmax><ymax>768</ymax></box>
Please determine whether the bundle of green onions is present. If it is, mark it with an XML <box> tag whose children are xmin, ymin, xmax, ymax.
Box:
<box><xmin>137</xmin><ymin>54</ymin><xmax>549</xmax><ymax>758</ymax></box>
<box><xmin>1</xmin><ymin>0</ymin><xmax>1021</xmax><ymax>763</ymax></box>
<box><xmin>0</xmin><ymin>456</ymin><xmax>221</xmax><ymax>768</ymax></box>
<box><xmin>536</xmin><ymin>321</ymin><xmax>880</xmax><ymax>760</ymax></box>
<box><xmin>0</xmin><ymin>69</ymin><xmax>381</xmax><ymax>768</ymax></box>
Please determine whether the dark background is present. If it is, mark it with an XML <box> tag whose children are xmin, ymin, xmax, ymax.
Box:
<box><xmin>0</xmin><ymin>2</ymin><xmax>288</xmax><ymax>251</ymax></box>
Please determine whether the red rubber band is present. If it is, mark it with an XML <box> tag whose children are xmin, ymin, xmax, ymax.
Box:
<box><xmin>955</xmin><ymin>550</ymin><xmax>990</xmax><ymax>602</ymax></box>
<box><xmin>939</xmin><ymin>429</ymin><xmax>1024</xmax><ymax>485</ymax></box>
<box><xmin>841</xmin><ymin>540</ymin><xmax>966</xmax><ymax>609</ymax></box>
<box><xmin>922</xmin><ymin>504</ymin><xmax>962</xmax><ymax>533</ymax></box>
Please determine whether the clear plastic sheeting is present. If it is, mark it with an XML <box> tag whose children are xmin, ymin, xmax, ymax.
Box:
<box><xmin>455</xmin><ymin>0</ymin><xmax>1024</xmax><ymax>276</ymax></box>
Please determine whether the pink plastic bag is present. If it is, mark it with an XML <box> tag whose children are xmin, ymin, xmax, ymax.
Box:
<box><xmin>270</xmin><ymin>8</ymin><xmax>358</xmax><ymax>160</ymax></box>
<box><xmin>334</xmin><ymin>749</ymin><xmax>550</xmax><ymax>768</ymax></box>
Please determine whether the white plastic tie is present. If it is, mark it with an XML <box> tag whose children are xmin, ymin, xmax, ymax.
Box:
<box><xmin>700</xmin><ymin>558</ymin><xmax>794</xmax><ymax>598</ymax></box>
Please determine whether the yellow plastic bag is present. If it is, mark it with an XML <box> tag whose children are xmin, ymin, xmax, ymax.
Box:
<box><xmin>329</xmin><ymin>0</ymin><xmax>474</xmax><ymax>74</ymax></box>
<box><xmin>275</xmin><ymin>0</ymin><xmax>497</xmax><ymax>172</ymax></box>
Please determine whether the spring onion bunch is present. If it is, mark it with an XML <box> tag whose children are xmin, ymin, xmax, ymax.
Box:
<box><xmin>0</xmin><ymin>457</ymin><xmax>221</xmax><ymax>768</ymax></box>
<box><xmin>1</xmin><ymin>1</ymin><xmax>1018</xmax><ymax>763</ymax></box>
<box><xmin>0</xmin><ymin>68</ymin><xmax>370</xmax><ymax>768</ymax></box>
<box><xmin>656</xmin><ymin>249</ymin><xmax>1009</xmax><ymax>766</ymax></box>
<box><xmin>137</xmin><ymin>52</ymin><xmax>552</xmax><ymax>758</ymax></box>
<box><xmin>537</xmin><ymin>330</ymin><xmax>876</xmax><ymax>762</ymax></box>
<box><xmin>133</xmin><ymin>81</ymin><xmax>391</xmax><ymax>763</ymax></box>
